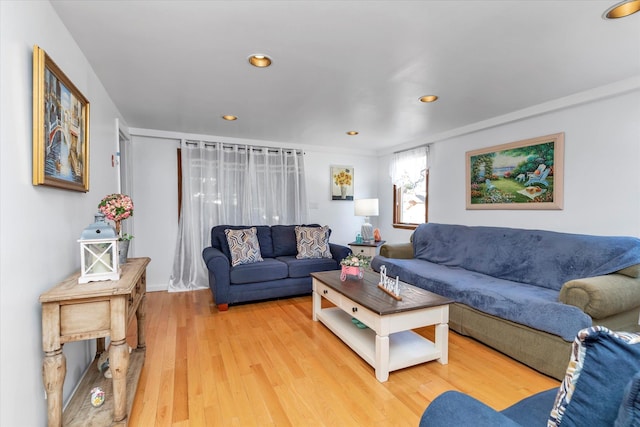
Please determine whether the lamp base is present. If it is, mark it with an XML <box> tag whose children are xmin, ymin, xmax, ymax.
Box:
<box><xmin>361</xmin><ymin>223</ymin><xmax>374</xmax><ymax>242</ymax></box>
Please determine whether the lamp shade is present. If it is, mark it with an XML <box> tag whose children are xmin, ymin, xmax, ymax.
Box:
<box><xmin>354</xmin><ymin>198</ymin><xmax>379</xmax><ymax>217</ymax></box>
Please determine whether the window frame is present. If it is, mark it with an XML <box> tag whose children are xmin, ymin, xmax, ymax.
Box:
<box><xmin>392</xmin><ymin>170</ymin><xmax>428</xmax><ymax>230</ymax></box>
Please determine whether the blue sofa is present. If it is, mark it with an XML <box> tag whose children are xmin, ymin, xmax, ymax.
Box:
<box><xmin>202</xmin><ymin>224</ymin><xmax>351</xmax><ymax>310</ymax></box>
<box><xmin>372</xmin><ymin>223</ymin><xmax>640</xmax><ymax>379</ymax></box>
<box><xmin>420</xmin><ymin>326</ymin><xmax>640</xmax><ymax>426</ymax></box>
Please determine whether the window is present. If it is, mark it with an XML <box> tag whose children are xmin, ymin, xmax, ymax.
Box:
<box><xmin>390</xmin><ymin>146</ymin><xmax>429</xmax><ymax>229</ymax></box>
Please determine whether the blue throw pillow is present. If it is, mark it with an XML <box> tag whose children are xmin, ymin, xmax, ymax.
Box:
<box><xmin>615</xmin><ymin>372</ymin><xmax>640</xmax><ymax>427</ymax></box>
<box><xmin>549</xmin><ymin>327</ymin><xmax>640</xmax><ymax>426</ymax></box>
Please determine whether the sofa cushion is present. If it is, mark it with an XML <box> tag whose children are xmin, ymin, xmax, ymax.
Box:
<box><xmin>272</xmin><ymin>224</ymin><xmax>322</xmax><ymax>257</ymax></box>
<box><xmin>212</xmin><ymin>225</ymin><xmax>274</xmax><ymax>259</ymax></box>
<box><xmin>225</xmin><ymin>227</ymin><xmax>264</xmax><ymax>267</ymax></box>
<box><xmin>370</xmin><ymin>257</ymin><xmax>591</xmax><ymax>341</ymax></box>
<box><xmin>412</xmin><ymin>223</ymin><xmax>640</xmax><ymax>291</ymax></box>
<box><xmin>548</xmin><ymin>327</ymin><xmax>640</xmax><ymax>426</ymax></box>
<box><xmin>618</xmin><ymin>264</ymin><xmax>640</xmax><ymax>278</ymax></box>
<box><xmin>615</xmin><ymin>372</ymin><xmax>640</xmax><ymax>427</ymax></box>
<box><xmin>295</xmin><ymin>225</ymin><xmax>332</xmax><ymax>259</ymax></box>
<box><xmin>229</xmin><ymin>258</ymin><xmax>288</xmax><ymax>284</ymax></box>
<box><xmin>276</xmin><ymin>256</ymin><xmax>338</xmax><ymax>278</ymax></box>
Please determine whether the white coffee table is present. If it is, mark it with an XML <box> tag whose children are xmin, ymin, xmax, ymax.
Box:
<box><xmin>311</xmin><ymin>270</ymin><xmax>452</xmax><ymax>382</ymax></box>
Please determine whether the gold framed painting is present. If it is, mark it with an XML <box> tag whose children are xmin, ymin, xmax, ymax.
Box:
<box><xmin>33</xmin><ymin>45</ymin><xmax>90</xmax><ymax>192</ymax></box>
<box><xmin>466</xmin><ymin>133</ymin><xmax>564</xmax><ymax>210</ymax></box>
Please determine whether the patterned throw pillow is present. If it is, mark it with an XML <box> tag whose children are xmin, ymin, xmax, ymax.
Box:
<box><xmin>295</xmin><ymin>225</ymin><xmax>332</xmax><ymax>259</ymax></box>
<box><xmin>548</xmin><ymin>326</ymin><xmax>640</xmax><ymax>426</ymax></box>
<box><xmin>225</xmin><ymin>227</ymin><xmax>264</xmax><ymax>267</ymax></box>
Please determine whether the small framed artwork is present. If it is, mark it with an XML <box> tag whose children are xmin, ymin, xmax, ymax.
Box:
<box><xmin>32</xmin><ymin>45</ymin><xmax>90</xmax><ymax>192</ymax></box>
<box><xmin>331</xmin><ymin>165</ymin><xmax>354</xmax><ymax>200</ymax></box>
<box><xmin>466</xmin><ymin>133</ymin><xmax>564</xmax><ymax>210</ymax></box>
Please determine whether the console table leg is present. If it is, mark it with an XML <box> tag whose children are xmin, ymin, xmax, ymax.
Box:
<box><xmin>42</xmin><ymin>350</ymin><xmax>66</xmax><ymax>427</ymax></box>
<box><xmin>136</xmin><ymin>294</ymin><xmax>146</xmax><ymax>349</ymax></box>
<box><xmin>110</xmin><ymin>339</ymin><xmax>130</xmax><ymax>422</ymax></box>
<box><xmin>375</xmin><ymin>334</ymin><xmax>390</xmax><ymax>382</ymax></box>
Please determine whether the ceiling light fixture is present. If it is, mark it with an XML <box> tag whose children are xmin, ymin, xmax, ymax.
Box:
<box><xmin>346</xmin><ymin>131</ymin><xmax>359</xmax><ymax>135</ymax></box>
<box><xmin>222</xmin><ymin>115</ymin><xmax>238</xmax><ymax>121</ymax></box>
<box><xmin>248</xmin><ymin>54</ymin><xmax>272</xmax><ymax>67</ymax></box>
<box><xmin>603</xmin><ymin>0</ymin><xmax>640</xmax><ymax>19</ymax></box>
<box><xmin>419</xmin><ymin>95</ymin><xmax>439</xmax><ymax>103</ymax></box>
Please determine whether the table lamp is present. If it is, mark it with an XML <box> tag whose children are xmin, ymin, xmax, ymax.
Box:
<box><xmin>354</xmin><ymin>198</ymin><xmax>379</xmax><ymax>242</ymax></box>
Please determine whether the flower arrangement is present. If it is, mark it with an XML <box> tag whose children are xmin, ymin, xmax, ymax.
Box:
<box><xmin>98</xmin><ymin>193</ymin><xmax>133</xmax><ymax>236</ymax></box>
<box><xmin>333</xmin><ymin>170</ymin><xmax>352</xmax><ymax>187</ymax></box>
<box><xmin>341</xmin><ymin>253</ymin><xmax>371</xmax><ymax>268</ymax></box>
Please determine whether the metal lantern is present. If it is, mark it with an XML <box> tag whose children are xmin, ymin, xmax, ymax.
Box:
<box><xmin>78</xmin><ymin>213</ymin><xmax>120</xmax><ymax>283</ymax></box>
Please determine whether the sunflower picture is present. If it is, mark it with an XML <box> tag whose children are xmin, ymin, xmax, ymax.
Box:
<box><xmin>331</xmin><ymin>165</ymin><xmax>354</xmax><ymax>200</ymax></box>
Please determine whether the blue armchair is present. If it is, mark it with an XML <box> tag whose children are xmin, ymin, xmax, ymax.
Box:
<box><xmin>419</xmin><ymin>326</ymin><xmax>640</xmax><ymax>426</ymax></box>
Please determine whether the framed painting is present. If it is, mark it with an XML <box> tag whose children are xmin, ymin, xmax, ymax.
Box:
<box><xmin>466</xmin><ymin>133</ymin><xmax>564</xmax><ymax>210</ymax></box>
<box><xmin>33</xmin><ymin>45</ymin><xmax>90</xmax><ymax>192</ymax></box>
<box><xmin>331</xmin><ymin>165</ymin><xmax>354</xmax><ymax>200</ymax></box>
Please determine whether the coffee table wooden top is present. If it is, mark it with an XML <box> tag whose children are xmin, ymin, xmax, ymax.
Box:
<box><xmin>311</xmin><ymin>270</ymin><xmax>452</xmax><ymax>315</ymax></box>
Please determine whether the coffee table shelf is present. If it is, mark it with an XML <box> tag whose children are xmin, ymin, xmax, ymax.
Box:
<box><xmin>316</xmin><ymin>307</ymin><xmax>440</xmax><ymax>372</ymax></box>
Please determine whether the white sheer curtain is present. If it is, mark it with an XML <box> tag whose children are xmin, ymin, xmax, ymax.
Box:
<box><xmin>389</xmin><ymin>145</ymin><xmax>429</xmax><ymax>187</ymax></box>
<box><xmin>169</xmin><ymin>140</ymin><xmax>308</xmax><ymax>292</ymax></box>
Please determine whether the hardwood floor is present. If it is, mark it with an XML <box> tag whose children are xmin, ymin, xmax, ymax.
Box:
<box><xmin>129</xmin><ymin>290</ymin><xmax>559</xmax><ymax>426</ymax></box>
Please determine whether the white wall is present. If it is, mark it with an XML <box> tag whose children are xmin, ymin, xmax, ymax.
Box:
<box><xmin>128</xmin><ymin>130</ymin><xmax>380</xmax><ymax>290</ymax></box>
<box><xmin>130</xmin><ymin>135</ymin><xmax>180</xmax><ymax>291</ymax></box>
<box><xmin>378</xmin><ymin>90</ymin><xmax>640</xmax><ymax>244</ymax></box>
<box><xmin>303</xmin><ymin>150</ymin><xmax>380</xmax><ymax>245</ymax></box>
<box><xmin>0</xmin><ymin>2</ymin><xmax>124</xmax><ymax>425</ymax></box>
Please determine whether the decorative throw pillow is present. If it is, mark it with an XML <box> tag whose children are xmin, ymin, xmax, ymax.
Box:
<box><xmin>615</xmin><ymin>372</ymin><xmax>640</xmax><ymax>427</ymax></box>
<box><xmin>295</xmin><ymin>225</ymin><xmax>332</xmax><ymax>259</ymax></box>
<box><xmin>548</xmin><ymin>326</ymin><xmax>640</xmax><ymax>426</ymax></box>
<box><xmin>225</xmin><ymin>227</ymin><xmax>264</xmax><ymax>267</ymax></box>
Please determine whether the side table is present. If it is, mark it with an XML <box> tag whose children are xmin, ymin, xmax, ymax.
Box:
<box><xmin>348</xmin><ymin>240</ymin><xmax>386</xmax><ymax>258</ymax></box>
<box><xmin>39</xmin><ymin>257</ymin><xmax>150</xmax><ymax>427</ymax></box>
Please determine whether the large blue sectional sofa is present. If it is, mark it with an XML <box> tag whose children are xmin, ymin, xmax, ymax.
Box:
<box><xmin>371</xmin><ymin>223</ymin><xmax>640</xmax><ymax>379</ymax></box>
<box><xmin>202</xmin><ymin>224</ymin><xmax>351</xmax><ymax>311</ymax></box>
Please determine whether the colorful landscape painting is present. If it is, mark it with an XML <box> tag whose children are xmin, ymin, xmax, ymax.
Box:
<box><xmin>466</xmin><ymin>133</ymin><xmax>564</xmax><ymax>210</ymax></box>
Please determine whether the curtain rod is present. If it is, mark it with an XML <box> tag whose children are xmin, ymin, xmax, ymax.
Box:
<box><xmin>393</xmin><ymin>144</ymin><xmax>430</xmax><ymax>155</ymax></box>
<box><xmin>183</xmin><ymin>140</ymin><xmax>303</xmax><ymax>155</ymax></box>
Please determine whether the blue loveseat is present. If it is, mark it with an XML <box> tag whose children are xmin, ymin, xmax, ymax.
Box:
<box><xmin>420</xmin><ymin>326</ymin><xmax>640</xmax><ymax>426</ymax></box>
<box><xmin>372</xmin><ymin>223</ymin><xmax>640</xmax><ymax>379</ymax></box>
<box><xmin>202</xmin><ymin>224</ymin><xmax>351</xmax><ymax>310</ymax></box>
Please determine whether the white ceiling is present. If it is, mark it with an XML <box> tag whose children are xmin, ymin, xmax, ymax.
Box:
<box><xmin>50</xmin><ymin>0</ymin><xmax>640</xmax><ymax>152</ymax></box>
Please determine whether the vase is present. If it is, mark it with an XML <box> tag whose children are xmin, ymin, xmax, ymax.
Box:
<box><xmin>340</xmin><ymin>265</ymin><xmax>363</xmax><ymax>281</ymax></box>
<box><xmin>118</xmin><ymin>240</ymin><xmax>130</xmax><ymax>266</ymax></box>
<box><xmin>340</xmin><ymin>185</ymin><xmax>347</xmax><ymax>199</ymax></box>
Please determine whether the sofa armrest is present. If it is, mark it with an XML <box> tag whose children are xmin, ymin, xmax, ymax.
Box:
<box><xmin>419</xmin><ymin>391</ymin><xmax>521</xmax><ymax>427</ymax></box>
<box><xmin>559</xmin><ymin>274</ymin><xmax>640</xmax><ymax>319</ymax></box>
<box><xmin>380</xmin><ymin>242</ymin><xmax>414</xmax><ymax>259</ymax></box>
<box><xmin>330</xmin><ymin>243</ymin><xmax>351</xmax><ymax>264</ymax></box>
<box><xmin>202</xmin><ymin>247</ymin><xmax>231</xmax><ymax>307</ymax></box>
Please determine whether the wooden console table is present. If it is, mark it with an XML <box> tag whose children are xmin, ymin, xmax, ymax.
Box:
<box><xmin>39</xmin><ymin>257</ymin><xmax>151</xmax><ymax>427</ymax></box>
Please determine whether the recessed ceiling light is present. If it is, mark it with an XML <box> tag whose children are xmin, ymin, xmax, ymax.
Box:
<box><xmin>603</xmin><ymin>0</ymin><xmax>640</xmax><ymax>19</ymax></box>
<box><xmin>222</xmin><ymin>115</ymin><xmax>238</xmax><ymax>121</ymax></box>
<box><xmin>346</xmin><ymin>131</ymin><xmax>359</xmax><ymax>135</ymax></box>
<box><xmin>419</xmin><ymin>95</ymin><xmax>439</xmax><ymax>103</ymax></box>
<box><xmin>248</xmin><ymin>54</ymin><xmax>272</xmax><ymax>67</ymax></box>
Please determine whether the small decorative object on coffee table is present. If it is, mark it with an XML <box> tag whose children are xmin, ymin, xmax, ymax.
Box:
<box><xmin>377</xmin><ymin>265</ymin><xmax>402</xmax><ymax>300</ymax></box>
<box><xmin>340</xmin><ymin>253</ymin><xmax>370</xmax><ymax>281</ymax></box>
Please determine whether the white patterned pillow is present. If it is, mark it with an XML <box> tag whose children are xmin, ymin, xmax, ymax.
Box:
<box><xmin>295</xmin><ymin>226</ymin><xmax>332</xmax><ymax>259</ymax></box>
<box><xmin>225</xmin><ymin>227</ymin><xmax>264</xmax><ymax>267</ymax></box>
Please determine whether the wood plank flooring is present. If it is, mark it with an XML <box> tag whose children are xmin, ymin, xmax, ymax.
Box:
<box><xmin>129</xmin><ymin>290</ymin><xmax>559</xmax><ymax>426</ymax></box>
